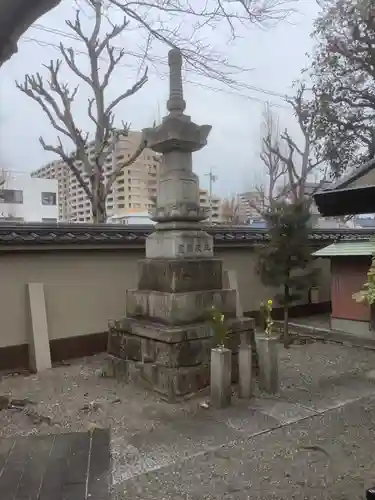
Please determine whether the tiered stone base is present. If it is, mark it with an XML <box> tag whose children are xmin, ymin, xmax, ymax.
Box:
<box><xmin>107</xmin><ymin>316</ymin><xmax>256</xmax><ymax>401</ymax></box>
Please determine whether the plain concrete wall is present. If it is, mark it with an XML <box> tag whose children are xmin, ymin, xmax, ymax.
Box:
<box><xmin>216</xmin><ymin>247</ymin><xmax>331</xmax><ymax>305</ymax></box>
<box><xmin>0</xmin><ymin>246</ymin><xmax>331</xmax><ymax>348</ymax></box>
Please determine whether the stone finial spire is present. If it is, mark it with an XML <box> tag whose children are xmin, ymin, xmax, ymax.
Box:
<box><xmin>166</xmin><ymin>48</ymin><xmax>186</xmax><ymax>115</ymax></box>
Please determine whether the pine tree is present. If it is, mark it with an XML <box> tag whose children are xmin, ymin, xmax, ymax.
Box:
<box><xmin>257</xmin><ymin>200</ymin><xmax>317</xmax><ymax>347</ymax></box>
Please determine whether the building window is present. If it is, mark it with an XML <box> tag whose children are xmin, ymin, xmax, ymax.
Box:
<box><xmin>42</xmin><ymin>218</ymin><xmax>57</xmax><ymax>222</ymax></box>
<box><xmin>0</xmin><ymin>189</ymin><xmax>23</xmax><ymax>204</ymax></box>
<box><xmin>41</xmin><ymin>192</ymin><xmax>57</xmax><ymax>205</ymax></box>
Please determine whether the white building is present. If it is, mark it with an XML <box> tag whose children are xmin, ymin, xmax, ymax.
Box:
<box><xmin>32</xmin><ymin>131</ymin><xmax>160</xmax><ymax>222</ymax></box>
<box><xmin>0</xmin><ymin>170</ymin><xmax>58</xmax><ymax>222</ymax></box>
<box><xmin>108</xmin><ymin>210</ymin><xmax>155</xmax><ymax>225</ymax></box>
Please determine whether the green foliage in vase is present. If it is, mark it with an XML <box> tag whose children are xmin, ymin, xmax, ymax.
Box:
<box><xmin>207</xmin><ymin>306</ymin><xmax>228</xmax><ymax>348</ymax></box>
<box><xmin>260</xmin><ymin>299</ymin><xmax>274</xmax><ymax>338</ymax></box>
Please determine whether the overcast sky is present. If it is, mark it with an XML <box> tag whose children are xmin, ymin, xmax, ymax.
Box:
<box><xmin>0</xmin><ymin>0</ymin><xmax>320</xmax><ymax>197</ymax></box>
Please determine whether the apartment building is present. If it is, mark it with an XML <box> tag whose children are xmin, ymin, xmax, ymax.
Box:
<box><xmin>32</xmin><ymin>131</ymin><xmax>160</xmax><ymax>222</ymax></box>
<box><xmin>199</xmin><ymin>188</ymin><xmax>221</xmax><ymax>223</ymax></box>
<box><xmin>0</xmin><ymin>170</ymin><xmax>58</xmax><ymax>222</ymax></box>
<box><xmin>238</xmin><ymin>191</ymin><xmax>264</xmax><ymax>222</ymax></box>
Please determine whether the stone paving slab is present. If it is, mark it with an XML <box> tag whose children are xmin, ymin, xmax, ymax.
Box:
<box><xmin>115</xmin><ymin>395</ymin><xmax>375</xmax><ymax>499</ymax></box>
<box><xmin>247</xmin><ymin>397</ymin><xmax>317</xmax><ymax>424</ymax></box>
<box><xmin>111</xmin><ymin>396</ymin><xmax>317</xmax><ymax>486</ymax></box>
<box><xmin>0</xmin><ymin>429</ymin><xmax>111</xmax><ymax>500</ymax></box>
<box><xmin>111</xmin><ymin>370</ymin><xmax>375</xmax><ymax>490</ymax></box>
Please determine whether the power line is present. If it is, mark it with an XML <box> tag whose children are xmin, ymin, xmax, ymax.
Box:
<box><xmin>29</xmin><ymin>23</ymin><xmax>291</xmax><ymax>103</ymax></box>
<box><xmin>20</xmin><ymin>35</ymin><xmax>289</xmax><ymax>109</ymax></box>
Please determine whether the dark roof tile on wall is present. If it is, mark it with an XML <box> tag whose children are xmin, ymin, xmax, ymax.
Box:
<box><xmin>0</xmin><ymin>222</ymin><xmax>372</xmax><ymax>248</ymax></box>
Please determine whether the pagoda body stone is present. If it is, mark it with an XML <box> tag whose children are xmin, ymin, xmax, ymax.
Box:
<box><xmin>107</xmin><ymin>48</ymin><xmax>255</xmax><ymax>401</ymax></box>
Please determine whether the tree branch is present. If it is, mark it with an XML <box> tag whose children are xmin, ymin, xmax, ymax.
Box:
<box><xmin>17</xmin><ymin>0</ymin><xmax>151</xmax><ymax>223</ymax></box>
<box><xmin>59</xmin><ymin>44</ymin><xmax>93</xmax><ymax>88</ymax></box>
<box><xmin>105</xmin><ymin>132</ymin><xmax>147</xmax><ymax>195</ymax></box>
<box><xmin>39</xmin><ymin>136</ymin><xmax>93</xmax><ymax>204</ymax></box>
<box><xmin>105</xmin><ymin>68</ymin><xmax>148</xmax><ymax>115</ymax></box>
<box><xmin>107</xmin><ymin>0</ymin><xmax>295</xmax><ymax>85</ymax></box>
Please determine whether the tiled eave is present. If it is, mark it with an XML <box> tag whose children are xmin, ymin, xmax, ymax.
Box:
<box><xmin>0</xmin><ymin>222</ymin><xmax>373</xmax><ymax>248</ymax></box>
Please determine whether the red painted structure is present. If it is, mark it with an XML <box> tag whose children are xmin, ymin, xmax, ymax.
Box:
<box><xmin>330</xmin><ymin>258</ymin><xmax>371</xmax><ymax>323</ymax></box>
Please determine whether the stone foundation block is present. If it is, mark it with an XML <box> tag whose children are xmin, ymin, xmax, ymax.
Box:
<box><xmin>106</xmin><ymin>357</ymin><xmax>211</xmax><ymax>401</ymax></box>
<box><xmin>108</xmin><ymin>317</ymin><xmax>250</xmax><ymax>368</ymax></box>
<box><xmin>137</xmin><ymin>258</ymin><xmax>223</xmax><ymax>292</ymax></box>
<box><xmin>126</xmin><ymin>288</ymin><xmax>237</xmax><ymax>325</ymax></box>
<box><xmin>107</xmin><ymin>316</ymin><xmax>255</xmax><ymax>401</ymax></box>
<box><xmin>106</xmin><ymin>353</ymin><xmax>239</xmax><ymax>402</ymax></box>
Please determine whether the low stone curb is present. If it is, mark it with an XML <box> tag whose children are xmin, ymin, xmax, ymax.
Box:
<box><xmin>273</xmin><ymin>320</ymin><xmax>375</xmax><ymax>351</ymax></box>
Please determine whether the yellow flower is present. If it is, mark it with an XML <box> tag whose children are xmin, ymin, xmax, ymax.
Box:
<box><xmin>267</xmin><ymin>299</ymin><xmax>273</xmax><ymax>306</ymax></box>
<box><xmin>220</xmin><ymin>314</ymin><xmax>225</xmax><ymax>323</ymax></box>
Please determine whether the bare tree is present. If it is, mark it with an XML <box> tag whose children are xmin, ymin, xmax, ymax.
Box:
<box><xmin>108</xmin><ymin>0</ymin><xmax>296</xmax><ymax>85</ymax></box>
<box><xmin>17</xmin><ymin>0</ymin><xmax>149</xmax><ymax>223</ymax></box>
<box><xmin>16</xmin><ymin>0</ymin><xmax>296</xmax><ymax>223</ymax></box>
<box><xmin>279</xmin><ymin>84</ymin><xmax>328</xmax><ymax>202</ymax></box>
<box><xmin>253</xmin><ymin>85</ymin><xmax>328</xmax><ymax>216</ymax></box>
<box><xmin>255</xmin><ymin>104</ymin><xmax>287</xmax><ymax>211</ymax></box>
<box><xmin>220</xmin><ymin>196</ymin><xmax>243</xmax><ymax>225</ymax></box>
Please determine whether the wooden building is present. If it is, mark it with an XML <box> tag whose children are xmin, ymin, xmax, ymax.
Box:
<box><xmin>313</xmin><ymin>160</ymin><xmax>375</xmax><ymax>337</ymax></box>
<box><xmin>314</xmin><ymin>158</ymin><xmax>375</xmax><ymax>216</ymax></box>
<box><xmin>313</xmin><ymin>241</ymin><xmax>375</xmax><ymax>337</ymax></box>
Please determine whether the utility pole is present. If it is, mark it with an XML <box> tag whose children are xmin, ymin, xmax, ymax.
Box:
<box><xmin>205</xmin><ymin>168</ymin><xmax>217</xmax><ymax>225</ymax></box>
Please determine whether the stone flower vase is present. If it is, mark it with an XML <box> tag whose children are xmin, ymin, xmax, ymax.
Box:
<box><xmin>257</xmin><ymin>335</ymin><xmax>279</xmax><ymax>394</ymax></box>
<box><xmin>210</xmin><ymin>345</ymin><xmax>232</xmax><ymax>408</ymax></box>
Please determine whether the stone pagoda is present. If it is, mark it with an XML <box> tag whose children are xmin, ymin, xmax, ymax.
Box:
<box><xmin>107</xmin><ymin>48</ymin><xmax>255</xmax><ymax>401</ymax></box>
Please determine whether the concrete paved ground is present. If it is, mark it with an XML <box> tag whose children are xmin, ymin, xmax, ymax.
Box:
<box><xmin>0</xmin><ymin>341</ymin><xmax>375</xmax><ymax>498</ymax></box>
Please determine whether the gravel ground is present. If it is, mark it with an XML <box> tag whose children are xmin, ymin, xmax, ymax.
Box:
<box><xmin>0</xmin><ymin>355</ymin><xmax>192</xmax><ymax>440</ymax></box>
<box><xmin>0</xmin><ymin>341</ymin><xmax>375</xmax><ymax>499</ymax></box>
<box><xmin>117</xmin><ymin>395</ymin><xmax>375</xmax><ymax>499</ymax></box>
<box><xmin>0</xmin><ymin>342</ymin><xmax>373</xmax><ymax>439</ymax></box>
